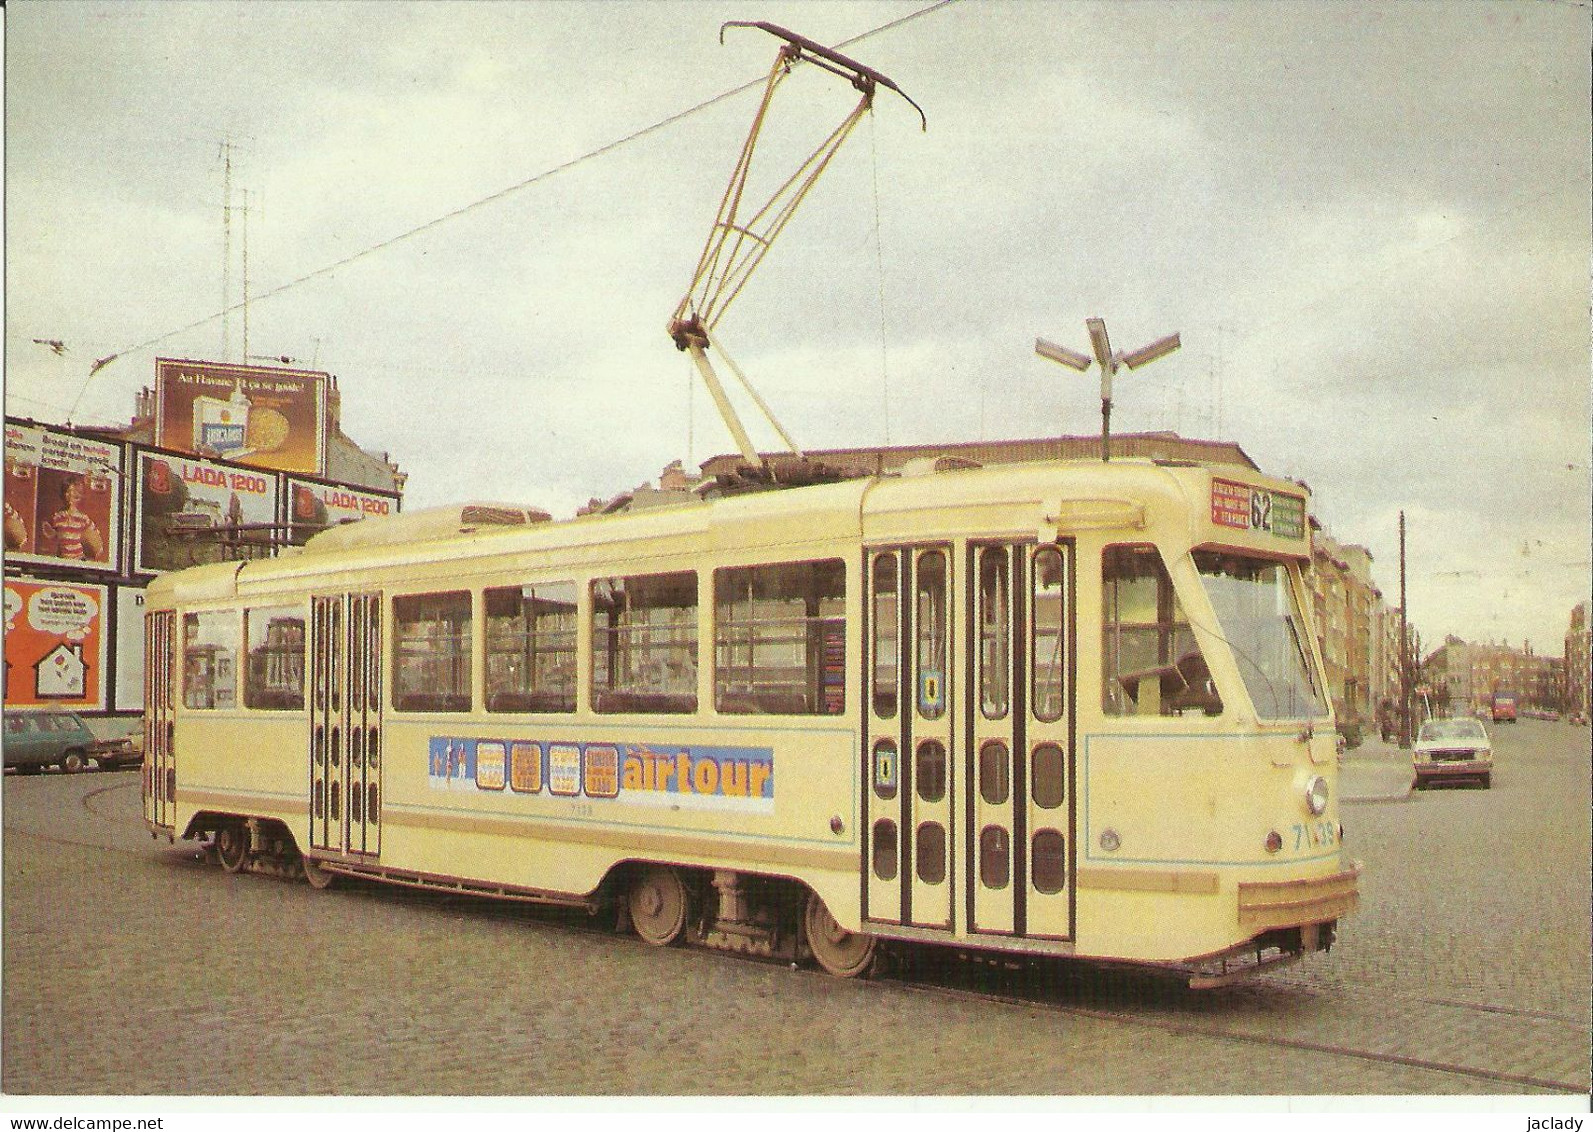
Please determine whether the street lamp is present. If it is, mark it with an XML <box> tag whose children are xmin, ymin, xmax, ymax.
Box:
<box><xmin>1035</xmin><ymin>319</ymin><xmax>1182</xmax><ymax>461</ymax></box>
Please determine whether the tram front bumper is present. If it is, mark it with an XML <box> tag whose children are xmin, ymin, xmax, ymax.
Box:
<box><xmin>1236</xmin><ymin>861</ymin><xmax>1361</xmax><ymax>938</ymax></box>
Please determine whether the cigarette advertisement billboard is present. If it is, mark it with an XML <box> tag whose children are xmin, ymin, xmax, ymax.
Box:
<box><xmin>134</xmin><ymin>451</ymin><xmax>279</xmax><ymax>575</ymax></box>
<box><xmin>3</xmin><ymin>578</ymin><xmax>110</xmax><ymax>712</ymax></box>
<box><xmin>154</xmin><ymin>358</ymin><xmax>327</xmax><ymax>476</ymax></box>
<box><xmin>286</xmin><ymin>478</ymin><xmax>399</xmax><ymax>545</ymax></box>
<box><xmin>3</xmin><ymin>421</ymin><xmax>122</xmax><ymax>574</ymax></box>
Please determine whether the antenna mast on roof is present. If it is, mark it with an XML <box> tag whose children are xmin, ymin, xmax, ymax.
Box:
<box><xmin>669</xmin><ymin>22</ymin><xmax>925</xmax><ymax>472</ymax></box>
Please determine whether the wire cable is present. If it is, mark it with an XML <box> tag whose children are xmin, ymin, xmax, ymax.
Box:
<box><xmin>66</xmin><ymin>0</ymin><xmax>960</xmax><ymax>421</ymax></box>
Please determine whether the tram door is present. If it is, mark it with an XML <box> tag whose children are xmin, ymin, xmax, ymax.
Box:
<box><xmin>863</xmin><ymin>546</ymin><xmax>955</xmax><ymax>930</ymax></box>
<box><xmin>144</xmin><ymin>610</ymin><xmax>176</xmax><ymax>830</ymax></box>
<box><xmin>967</xmin><ymin>542</ymin><xmax>1075</xmax><ymax>940</ymax></box>
<box><xmin>309</xmin><ymin>593</ymin><xmax>383</xmax><ymax>859</ymax></box>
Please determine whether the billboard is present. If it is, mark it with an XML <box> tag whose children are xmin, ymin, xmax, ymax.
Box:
<box><xmin>286</xmin><ymin>477</ymin><xmax>399</xmax><ymax>545</ymax></box>
<box><xmin>154</xmin><ymin>358</ymin><xmax>327</xmax><ymax>475</ymax></box>
<box><xmin>3</xmin><ymin>578</ymin><xmax>110</xmax><ymax>712</ymax></box>
<box><xmin>134</xmin><ymin>451</ymin><xmax>279</xmax><ymax>574</ymax></box>
<box><xmin>114</xmin><ymin>585</ymin><xmax>147</xmax><ymax>713</ymax></box>
<box><xmin>3</xmin><ymin>421</ymin><xmax>122</xmax><ymax>573</ymax></box>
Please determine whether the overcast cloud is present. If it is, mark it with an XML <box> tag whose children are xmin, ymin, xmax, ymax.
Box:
<box><xmin>5</xmin><ymin>0</ymin><xmax>1589</xmax><ymax>653</ymax></box>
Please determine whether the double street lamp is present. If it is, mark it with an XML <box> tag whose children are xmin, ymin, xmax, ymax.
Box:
<box><xmin>1035</xmin><ymin>318</ymin><xmax>1182</xmax><ymax>461</ymax></box>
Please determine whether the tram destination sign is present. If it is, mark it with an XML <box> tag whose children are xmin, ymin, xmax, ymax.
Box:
<box><xmin>1211</xmin><ymin>478</ymin><xmax>1306</xmax><ymax>541</ymax></box>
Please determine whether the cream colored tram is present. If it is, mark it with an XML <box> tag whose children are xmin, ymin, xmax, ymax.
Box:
<box><xmin>142</xmin><ymin>458</ymin><xmax>1359</xmax><ymax>985</ymax></box>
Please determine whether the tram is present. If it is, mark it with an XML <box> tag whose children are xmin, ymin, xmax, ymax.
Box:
<box><xmin>142</xmin><ymin>456</ymin><xmax>1360</xmax><ymax>986</ymax></box>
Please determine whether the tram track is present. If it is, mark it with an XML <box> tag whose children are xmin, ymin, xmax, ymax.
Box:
<box><xmin>872</xmin><ymin>951</ymin><xmax>1590</xmax><ymax>1095</ymax></box>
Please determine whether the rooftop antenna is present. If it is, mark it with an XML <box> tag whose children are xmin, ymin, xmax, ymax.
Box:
<box><xmin>669</xmin><ymin>22</ymin><xmax>925</xmax><ymax>472</ymax></box>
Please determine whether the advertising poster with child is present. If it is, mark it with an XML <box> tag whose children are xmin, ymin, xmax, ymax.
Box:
<box><xmin>3</xmin><ymin>422</ymin><xmax>121</xmax><ymax>574</ymax></box>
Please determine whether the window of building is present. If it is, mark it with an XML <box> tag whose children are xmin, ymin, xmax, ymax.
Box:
<box><xmin>485</xmin><ymin>582</ymin><xmax>577</xmax><ymax>713</ymax></box>
<box><xmin>183</xmin><ymin>611</ymin><xmax>239</xmax><ymax>710</ymax></box>
<box><xmin>244</xmin><ymin>607</ymin><xmax>305</xmax><ymax>711</ymax></box>
<box><xmin>591</xmin><ymin>571</ymin><xmax>698</xmax><ymax>713</ymax></box>
<box><xmin>714</xmin><ymin>559</ymin><xmax>845</xmax><ymax>715</ymax></box>
<box><xmin>1102</xmin><ymin>546</ymin><xmax>1215</xmax><ymax>717</ymax></box>
<box><xmin>392</xmin><ymin>591</ymin><xmax>473</xmax><ymax>712</ymax></box>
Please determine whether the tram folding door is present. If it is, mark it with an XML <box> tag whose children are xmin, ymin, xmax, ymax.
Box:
<box><xmin>966</xmin><ymin>542</ymin><xmax>1075</xmax><ymax>941</ymax></box>
<box><xmin>309</xmin><ymin>593</ymin><xmax>383</xmax><ymax>859</ymax></box>
<box><xmin>144</xmin><ymin>610</ymin><xmax>176</xmax><ymax>829</ymax></box>
<box><xmin>863</xmin><ymin>546</ymin><xmax>955</xmax><ymax>931</ymax></box>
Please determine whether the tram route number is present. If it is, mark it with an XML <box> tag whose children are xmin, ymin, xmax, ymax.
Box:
<box><xmin>1292</xmin><ymin>821</ymin><xmax>1337</xmax><ymax>851</ymax></box>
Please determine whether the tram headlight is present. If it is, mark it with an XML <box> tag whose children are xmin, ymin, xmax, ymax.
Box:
<box><xmin>1305</xmin><ymin>775</ymin><xmax>1329</xmax><ymax>816</ymax></box>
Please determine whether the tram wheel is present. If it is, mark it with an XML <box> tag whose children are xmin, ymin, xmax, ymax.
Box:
<box><xmin>803</xmin><ymin>891</ymin><xmax>876</xmax><ymax>978</ymax></box>
<box><xmin>628</xmin><ymin>865</ymin><xmax>689</xmax><ymax>946</ymax></box>
<box><xmin>301</xmin><ymin>855</ymin><xmax>337</xmax><ymax>890</ymax></box>
<box><xmin>215</xmin><ymin>823</ymin><xmax>250</xmax><ymax>873</ymax></box>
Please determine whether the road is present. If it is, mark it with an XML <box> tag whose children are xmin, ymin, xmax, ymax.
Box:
<box><xmin>3</xmin><ymin>719</ymin><xmax>1588</xmax><ymax>1099</ymax></box>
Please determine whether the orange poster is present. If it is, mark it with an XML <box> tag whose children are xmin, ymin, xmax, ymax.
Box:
<box><xmin>3</xmin><ymin>579</ymin><xmax>109</xmax><ymax>711</ymax></box>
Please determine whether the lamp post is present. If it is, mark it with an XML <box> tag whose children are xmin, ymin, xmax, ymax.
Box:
<box><xmin>1035</xmin><ymin>319</ymin><xmax>1181</xmax><ymax>460</ymax></box>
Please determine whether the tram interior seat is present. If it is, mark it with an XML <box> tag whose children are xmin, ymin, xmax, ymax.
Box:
<box><xmin>591</xmin><ymin>691</ymin><xmax>699</xmax><ymax>714</ymax></box>
<box><xmin>716</xmin><ymin>690</ymin><xmax>812</xmax><ymax>715</ymax></box>
<box><xmin>486</xmin><ymin>691</ymin><xmax>576</xmax><ymax>714</ymax></box>
<box><xmin>1117</xmin><ymin>653</ymin><xmax>1223</xmax><ymax>717</ymax></box>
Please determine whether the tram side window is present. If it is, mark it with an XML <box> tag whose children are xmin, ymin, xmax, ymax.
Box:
<box><xmin>244</xmin><ymin>607</ymin><xmax>306</xmax><ymax>711</ymax></box>
<box><xmin>392</xmin><ymin>591</ymin><xmax>473</xmax><ymax>713</ymax></box>
<box><xmin>183</xmin><ymin>611</ymin><xmax>239</xmax><ymax>710</ymax></box>
<box><xmin>485</xmin><ymin>582</ymin><xmax>577</xmax><ymax>713</ymax></box>
<box><xmin>1101</xmin><ymin>546</ymin><xmax>1221</xmax><ymax>718</ymax></box>
<box><xmin>592</xmin><ymin>571</ymin><xmax>698</xmax><ymax>714</ymax></box>
<box><xmin>714</xmin><ymin>559</ymin><xmax>845</xmax><ymax>715</ymax></box>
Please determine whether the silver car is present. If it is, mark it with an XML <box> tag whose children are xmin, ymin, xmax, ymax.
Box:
<box><xmin>1412</xmin><ymin>717</ymin><xmax>1493</xmax><ymax>789</ymax></box>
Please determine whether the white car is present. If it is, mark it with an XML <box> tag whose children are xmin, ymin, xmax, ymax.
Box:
<box><xmin>1413</xmin><ymin>717</ymin><xmax>1492</xmax><ymax>789</ymax></box>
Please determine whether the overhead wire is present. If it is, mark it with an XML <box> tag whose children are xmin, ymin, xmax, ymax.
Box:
<box><xmin>66</xmin><ymin>0</ymin><xmax>960</xmax><ymax>422</ymax></box>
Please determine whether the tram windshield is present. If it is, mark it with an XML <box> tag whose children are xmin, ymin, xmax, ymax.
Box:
<box><xmin>1194</xmin><ymin>552</ymin><xmax>1327</xmax><ymax>721</ymax></box>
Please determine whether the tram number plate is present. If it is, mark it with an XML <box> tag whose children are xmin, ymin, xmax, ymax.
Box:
<box><xmin>1292</xmin><ymin>821</ymin><xmax>1337</xmax><ymax>851</ymax></box>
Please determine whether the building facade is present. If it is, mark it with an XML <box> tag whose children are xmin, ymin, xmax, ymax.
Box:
<box><xmin>1566</xmin><ymin>601</ymin><xmax>1590</xmax><ymax>720</ymax></box>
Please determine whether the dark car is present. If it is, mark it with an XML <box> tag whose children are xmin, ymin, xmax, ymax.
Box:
<box><xmin>90</xmin><ymin>731</ymin><xmax>144</xmax><ymax>771</ymax></box>
<box><xmin>4</xmin><ymin>711</ymin><xmax>98</xmax><ymax>773</ymax></box>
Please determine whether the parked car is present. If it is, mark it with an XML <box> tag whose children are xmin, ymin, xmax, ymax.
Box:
<box><xmin>3</xmin><ymin>711</ymin><xmax>98</xmax><ymax>773</ymax></box>
<box><xmin>91</xmin><ymin>731</ymin><xmax>144</xmax><ymax>771</ymax></box>
<box><xmin>1412</xmin><ymin>716</ymin><xmax>1493</xmax><ymax>789</ymax></box>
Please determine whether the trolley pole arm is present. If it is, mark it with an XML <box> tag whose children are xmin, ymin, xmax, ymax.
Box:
<box><xmin>720</xmin><ymin>21</ymin><xmax>928</xmax><ymax>131</ymax></box>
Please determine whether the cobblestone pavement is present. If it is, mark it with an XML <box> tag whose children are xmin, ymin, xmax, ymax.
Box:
<box><xmin>3</xmin><ymin>720</ymin><xmax>1587</xmax><ymax>1098</ymax></box>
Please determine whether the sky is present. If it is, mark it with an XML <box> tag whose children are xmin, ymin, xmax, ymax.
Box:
<box><xmin>5</xmin><ymin>0</ymin><xmax>1590</xmax><ymax>656</ymax></box>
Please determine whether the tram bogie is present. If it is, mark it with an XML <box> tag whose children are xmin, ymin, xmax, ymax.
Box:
<box><xmin>142</xmin><ymin>458</ymin><xmax>1359</xmax><ymax>985</ymax></box>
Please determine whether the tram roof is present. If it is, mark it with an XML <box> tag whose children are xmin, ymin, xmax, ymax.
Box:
<box><xmin>148</xmin><ymin>457</ymin><xmax>1310</xmax><ymax>601</ymax></box>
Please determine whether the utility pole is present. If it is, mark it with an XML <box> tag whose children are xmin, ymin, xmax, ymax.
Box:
<box><xmin>221</xmin><ymin>140</ymin><xmax>233</xmax><ymax>361</ymax></box>
<box><xmin>1035</xmin><ymin>319</ymin><xmax>1182</xmax><ymax>461</ymax></box>
<box><xmin>1399</xmin><ymin>510</ymin><xmax>1411</xmax><ymax>747</ymax></box>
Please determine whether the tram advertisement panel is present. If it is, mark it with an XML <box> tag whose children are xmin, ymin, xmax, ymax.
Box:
<box><xmin>3</xmin><ymin>578</ymin><xmax>109</xmax><ymax>712</ymax></box>
<box><xmin>154</xmin><ymin>358</ymin><xmax>328</xmax><ymax>475</ymax></box>
<box><xmin>3</xmin><ymin>422</ymin><xmax>121</xmax><ymax>573</ymax></box>
<box><xmin>134</xmin><ymin>451</ymin><xmax>279</xmax><ymax>574</ymax></box>
<box><xmin>427</xmin><ymin>737</ymin><xmax>774</xmax><ymax>813</ymax></box>
<box><xmin>286</xmin><ymin>478</ymin><xmax>398</xmax><ymax>545</ymax></box>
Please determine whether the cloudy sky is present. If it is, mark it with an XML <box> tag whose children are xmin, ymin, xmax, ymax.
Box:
<box><xmin>6</xmin><ymin>0</ymin><xmax>1589</xmax><ymax>654</ymax></box>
